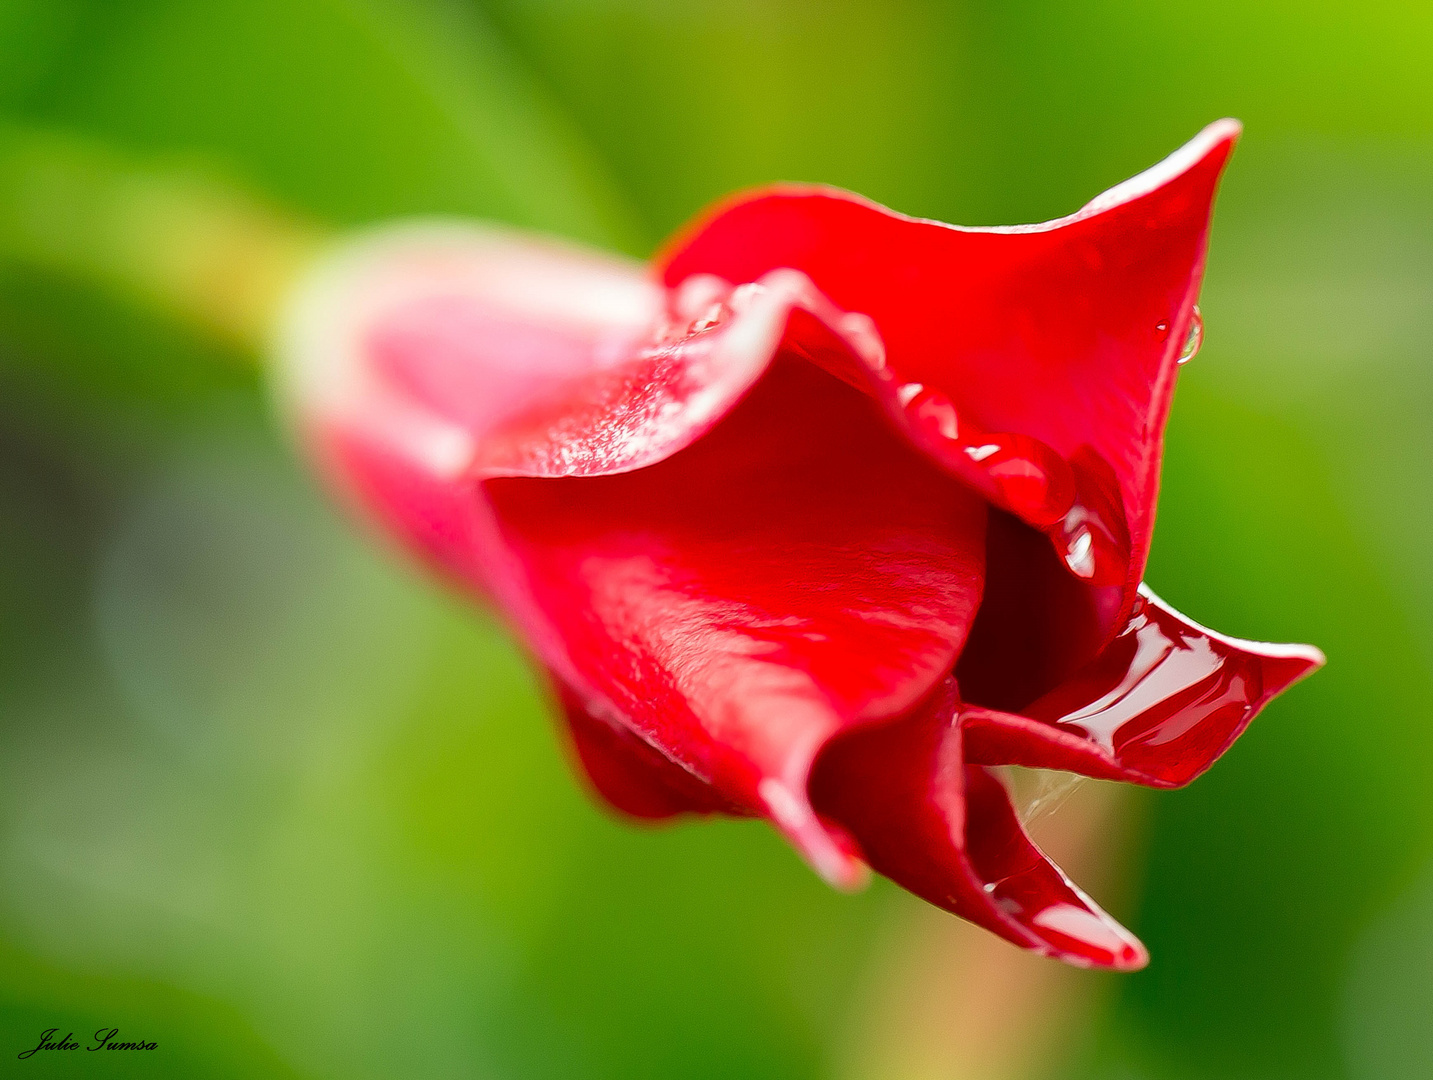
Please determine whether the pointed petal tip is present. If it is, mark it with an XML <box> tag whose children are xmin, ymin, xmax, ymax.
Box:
<box><xmin>1136</xmin><ymin>585</ymin><xmax>1325</xmax><ymax>699</ymax></box>
<box><xmin>1256</xmin><ymin>640</ymin><xmax>1327</xmax><ymax>699</ymax></box>
<box><xmin>1115</xmin><ymin>937</ymin><xmax>1151</xmax><ymax>972</ymax></box>
<box><xmin>1201</xmin><ymin>116</ymin><xmax>1244</xmax><ymax>146</ymax></box>
<box><xmin>1026</xmin><ymin>902</ymin><xmax>1150</xmax><ymax>971</ymax></box>
<box><xmin>1076</xmin><ymin>118</ymin><xmax>1242</xmax><ymax>221</ymax></box>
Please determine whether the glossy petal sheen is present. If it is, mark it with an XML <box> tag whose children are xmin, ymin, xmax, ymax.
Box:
<box><xmin>810</xmin><ymin>678</ymin><xmax>1147</xmax><ymax>969</ymax></box>
<box><xmin>661</xmin><ymin>120</ymin><xmax>1240</xmax><ymax>624</ymax></box>
<box><xmin>279</xmin><ymin>122</ymin><xmax>1323</xmax><ymax>969</ymax></box>
<box><xmin>486</xmin><ymin>355</ymin><xmax>988</xmax><ymax>884</ymax></box>
<box><xmin>963</xmin><ymin>586</ymin><xmax>1324</xmax><ymax>788</ymax></box>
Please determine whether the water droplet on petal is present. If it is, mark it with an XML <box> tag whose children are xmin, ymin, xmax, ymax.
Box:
<box><xmin>1064</xmin><ymin>526</ymin><xmax>1095</xmax><ymax>578</ymax></box>
<box><xmin>990</xmin><ymin>458</ymin><xmax>1058</xmax><ymax>523</ymax></box>
<box><xmin>672</xmin><ymin>274</ymin><xmax>732</xmax><ymax>321</ymax></box>
<box><xmin>690</xmin><ymin>301</ymin><xmax>727</xmax><ymax>334</ymax></box>
<box><xmin>837</xmin><ymin>312</ymin><xmax>886</xmax><ymax>370</ymax></box>
<box><xmin>1155</xmin><ymin>319</ymin><xmax>1170</xmax><ymax>338</ymax></box>
<box><xmin>1178</xmin><ymin>306</ymin><xmax>1203</xmax><ymax>364</ymax></box>
<box><xmin>896</xmin><ymin>382</ymin><xmax>924</xmax><ymax>408</ymax></box>
<box><xmin>1056</xmin><ymin>503</ymin><xmax>1125</xmax><ymax>585</ymax></box>
<box><xmin>1046</xmin><ymin>450</ymin><xmax>1132</xmax><ymax>587</ymax></box>
<box><xmin>961</xmin><ymin>432</ymin><xmax>1075</xmax><ymax>527</ymax></box>
<box><xmin>905</xmin><ymin>385</ymin><xmax>959</xmax><ymax>441</ymax></box>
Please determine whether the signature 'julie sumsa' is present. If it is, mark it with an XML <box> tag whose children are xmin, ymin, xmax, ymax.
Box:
<box><xmin>17</xmin><ymin>1027</ymin><xmax>157</xmax><ymax>1058</ymax></box>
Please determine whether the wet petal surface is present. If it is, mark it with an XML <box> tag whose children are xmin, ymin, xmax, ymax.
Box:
<box><xmin>660</xmin><ymin>121</ymin><xmax>1240</xmax><ymax>617</ymax></box>
<box><xmin>277</xmin><ymin>125</ymin><xmax>1324</xmax><ymax>970</ymax></box>
<box><xmin>964</xmin><ymin>587</ymin><xmax>1325</xmax><ymax>787</ymax></box>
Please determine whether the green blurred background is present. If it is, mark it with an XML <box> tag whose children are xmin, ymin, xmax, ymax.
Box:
<box><xmin>0</xmin><ymin>1</ymin><xmax>1430</xmax><ymax>1077</ymax></box>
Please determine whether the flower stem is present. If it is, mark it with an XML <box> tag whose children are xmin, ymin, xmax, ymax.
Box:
<box><xmin>0</xmin><ymin>124</ymin><xmax>327</xmax><ymax>359</ymax></box>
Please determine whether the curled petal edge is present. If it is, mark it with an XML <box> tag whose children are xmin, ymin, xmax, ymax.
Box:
<box><xmin>810</xmin><ymin>678</ymin><xmax>1149</xmax><ymax>970</ymax></box>
<box><xmin>273</xmin><ymin>154</ymin><xmax>1322</xmax><ymax>968</ymax></box>
<box><xmin>657</xmin><ymin>120</ymin><xmax>1244</xmax><ymax>630</ymax></box>
<box><xmin>278</xmin><ymin>227</ymin><xmax>992</xmax><ymax>890</ymax></box>
<box><xmin>964</xmin><ymin>586</ymin><xmax>1325</xmax><ymax>788</ymax></box>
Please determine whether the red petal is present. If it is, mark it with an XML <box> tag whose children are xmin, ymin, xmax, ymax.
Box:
<box><xmin>956</xmin><ymin>509</ymin><xmax>1118</xmax><ymax>712</ymax></box>
<box><xmin>277</xmin><ymin>163</ymin><xmax>1319</xmax><ymax>968</ymax></box>
<box><xmin>810</xmin><ymin>679</ymin><xmax>1148</xmax><ymax>970</ymax></box>
<box><xmin>488</xmin><ymin>351</ymin><xmax>987</xmax><ymax>886</ymax></box>
<box><xmin>280</xmin><ymin>230</ymin><xmax>990</xmax><ymax>886</ymax></box>
<box><xmin>659</xmin><ymin>121</ymin><xmax>1240</xmax><ymax>619</ymax></box>
<box><xmin>555</xmin><ymin>678</ymin><xmax>741</xmax><ymax>820</ymax></box>
<box><xmin>963</xmin><ymin>587</ymin><xmax>1325</xmax><ymax>787</ymax></box>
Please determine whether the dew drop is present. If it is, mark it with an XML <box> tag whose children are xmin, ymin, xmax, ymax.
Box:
<box><xmin>1064</xmin><ymin>526</ymin><xmax>1095</xmax><ymax>578</ymax></box>
<box><xmin>690</xmin><ymin>301</ymin><xmax>727</xmax><ymax>334</ymax></box>
<box><xmin>904</xmin><ymin>385</ymin><xmax>959</xmax><ymax>441</ymax></box>
<box><xmin>1178</xmin><ymin>306</ymin><xmax>1203</xmax><ymax>364</ymax></box>
<box><xmin>838</xmin><ymin>312</ymin><xmax>885</xmax><ymax>369</ymax></box>
<box><xmin>672</xmin><ymin>274</ymin><xmax>731</xmax><ymax>321</ymax></box>
<box><xmin>989</xmin><ymin>457</ymin><xmax>1057</xmax><ymax>519</ymax></box>
<box><xmin>1155</xmin><ymin>319</ymin><xmax>1170</xmax><ymax>337</ymax></box>
<box><xmin>958</xmin><ymin>431</ymin><xmax>1075</xmax><ymax>526</ymax></box>
<box><xmin>895</xmin><ymin>382</ymin><xmax>924</xmax><ymax>408</ymax></box>
<box><xmin>965</xmin><ymin>443</ymin><xmax>1001</xmax><ymax>463</ymax></box>
<box><xmin>1047</xmin><ymin>452</ymin><xmax>1132</xmax><ymax>586</ymax></box>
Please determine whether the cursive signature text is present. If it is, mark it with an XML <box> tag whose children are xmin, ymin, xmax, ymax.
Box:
<box><xmin>17</xmin><ymin>1027</ymin><xmax>157</xmax><ymax>1059</ymax></box>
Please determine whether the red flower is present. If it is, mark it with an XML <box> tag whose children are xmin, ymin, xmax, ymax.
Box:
<box><xmin>279</xmin><ymin>120</ymin><xmax>1322</xmax><ymax>970</ymax></box>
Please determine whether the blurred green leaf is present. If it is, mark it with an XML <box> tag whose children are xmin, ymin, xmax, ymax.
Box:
<box><xmin>11</xmin><ymin>0</ymin><xmax>636</xmax><ymax>245</ymax></box>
